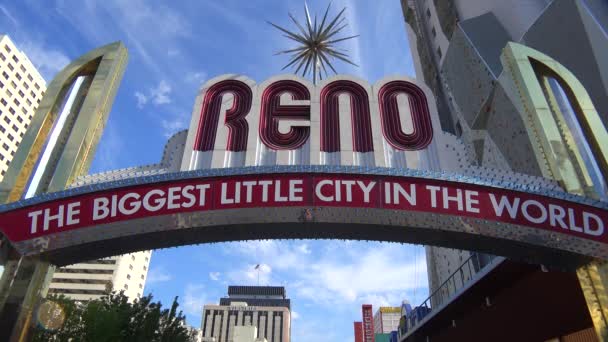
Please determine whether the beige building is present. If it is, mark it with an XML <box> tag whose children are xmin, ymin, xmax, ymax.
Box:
<box><xmin>0</xmin><ymin>35</ymin><xmax>46</xmax><ymax>181</ymax></box>
<box><xmin>373</xmin><ymin>307</ymin><xmax>401</xmax><ymax>334</ymax></box>
<box><xmin>202</xmin><ymin>286</ymin><xmax>291</xmax><ymax>342</ymax></box>
<box><xmin>48</xmin><ymin>250</ymin><xmax>152</xmax><ymax>302</ymax></box>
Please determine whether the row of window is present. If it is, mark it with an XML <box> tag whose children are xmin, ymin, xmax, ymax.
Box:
<box><xmin>425</xmin><ymin>6</ymin><xmax>443</xmax><ymax>58</ymax></box>
<box><xmin>1</xmin><ymin>45</ymin><xmax>41</xmax><ymax>89</ymax></box>
<box><xmin>1</xmin><ymin>71</ymin><xmax>43</xmax><ymax>101</ymax></box>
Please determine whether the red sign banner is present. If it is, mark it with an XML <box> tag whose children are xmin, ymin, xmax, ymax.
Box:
<box><xmin>0</xmin><ymin>173</ymin><xmax>606</xmax><ymax>245</ymax></box>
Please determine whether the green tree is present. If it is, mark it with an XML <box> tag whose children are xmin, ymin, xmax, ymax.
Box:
<box><xmin>33</xmin><ymin>292</ymin><xmax>197</xmax><ymax>342</ymax></box>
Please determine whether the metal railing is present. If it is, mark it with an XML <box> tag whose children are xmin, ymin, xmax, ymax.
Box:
<box><xmin>399</xmin><ymin>253</ymin><xmax>500</xmax><ymax>338</ymax></box>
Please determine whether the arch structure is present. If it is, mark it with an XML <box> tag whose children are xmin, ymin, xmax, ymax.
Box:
<box><xmin>0</xmin><ymin>164</ymin><xmax>606</xmax><ymax>267</ymax></box>
<box><xmin>0</xmin><ymin>42</ymin><xmax>606</xmax><ymax>272</ymax></box>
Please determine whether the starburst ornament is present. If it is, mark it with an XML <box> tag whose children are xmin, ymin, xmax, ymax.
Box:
<box><xmin>268</xmin><ymin>2</ymin><xmax>359</xmax><ymax>84</ymax></box>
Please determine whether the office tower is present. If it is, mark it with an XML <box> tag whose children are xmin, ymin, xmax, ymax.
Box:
<box><xmin>201</xmin><ymin>286</ymin><xmax>291</xmax><ymax>342</ymax></box>
<box><xmin>0</xmin><ymin>35</ymin><xmax>46</xmax><ymax>181</ymax></box>
<box><xmin>400</xmin><ymin>0</ymin><xmax>608</xmax><ymax>304</ymax></box>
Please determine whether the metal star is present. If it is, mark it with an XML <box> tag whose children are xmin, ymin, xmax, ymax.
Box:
<box><xmin>268</xmin><ymin>2</ymin><xmax>359</xmax><ymax>84</ymax></box>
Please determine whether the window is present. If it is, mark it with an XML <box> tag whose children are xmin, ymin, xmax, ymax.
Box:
<box><xmin>127</xmin><ymin>274</ymin><xmax>131</xmax><ymax>280</ymax></box>
<box><xmin>4</xmin><ymin>116</ymin><xmax>10</xmax><ymax>124</ymax></box>
<box><xmin>5</xmin><ymin>89</ymin><xmax>12</xmax><ymax>98</ymax></box>
<box><xmin>27</xmin><ymin>74</ymin><xmax>33</xmax><ymax>82</ymax></box>
<box><xmin>432</xmin><ymin>27</ymin><xmax>437</xmax><ymax>37</ymax></box>
<box><xmin>139</xmin><ymin>284</ymin><xmax>143</xmax><ymax>289</ymax></box>
<box><xmin>8</xmin><ymin>107</ymin><xmax>14</xmax><ymax>115</ymax></box>
<box><xmin>7</xmin><ymin>134</ymin><xmax>13</xmax><ymax>141</ymax></box>
<box><xmin>34</xmin><ymin>83</ymin><xmax>40</xmax><ymax>90</ymax></box>
<box><xmin>0</xmin><ymin>53</ymin><xmax>4</xmax><ymax>61</ymax></box>
<box><xmin>129</xmin><ymin>264</ymin><xmax>133</xmax><ymax>270</ymax></box>
<box><xmin>26</xmin><ymin>99</ymin><xmax>32</xmax><ymax>106</ymax></box>
<box><xmin>10</xmin><ymin>81</ymin><xmax>16</xmax><ymax>89</ymax></box>
<box><xmin>0</xmin><ymin>126</ymin><xmax>4</xmax><ymax>133</ymax></box>
<box><xmin>20</xmin><ymin>107</ymin><xmax>26</xmax><ymax>115</ymax></box>
<box><xmin>0</xmin><ymin>99</ymin><xmax>6</xmax><ymax>105</ymax></box>
<box><xmin>23</xmin><ymin>82</ymin><xmax>29</xmax><ymax>89</ymax></box>
<box><xmin>12</xmin><ymin>124</ymin><xmax>18</xmax><ymax>132</ymax></box>
<box><xmin>15</xmin><ymin>73</ymin><xmax>21</xmax><ymax>81</ymax></box>
<box><xmin>1</xmin><ymin>171</ymin><xmax>4</xmax><ymax>176</ymax></box>
<box><xmin>30</xmin><ymin>91</ymin><xmax>35</xmax><ymax>98</ymax></box>
<box><xmin>13</xmin><ymin>98</ymin><xmax>20</xmax><ymax>107</ymax></box>
<box><xmin>0</xmin><ymin>81</ymin><xmax>3</xmax><ymax>88</ymax></box>
<box><xmin>140</xmin><ymin>275</ymin><xmax>144</xmax><ymax>280</ymax></box>
<box><xmin>2</xmin><ymin>71</ymin><xmax>9</xmax><ymax>79</ymax></box>
<box><xmin>12</xmin><ymin>55</ymin><xmax>18</xmax><ymax>63</ymax></box>
<box><xmin>131</xmin><ymin>255</ymin><xmax>135</xmax><ymax>261</ymax></box>
<box><xmin>4</xmin><ymin>45</ymin><xmax>11</xmax><ymax>53</ymax></box>
<box><xmin>2</xmin><ymin>143</ymin><xmax>9</xmax><ymax>151</ymax></box>
<box><xmin>124</xmin><ymin>284</ymin><xmax>128</xmax><ymax>289</ymax></box>
<box><xmin>18</xmin><ymin>90</ymin><xmax>24</xmax><ymax>98</ymax></box>
<box><xmin>19</xmin><ymin>65</ymin><xmax>25</xmax><ymax>73</ymax></box>
<box><xmin>145</xmin><ymin>257</ymin><xmax>149</xmax><ymax>262</ymax></box>
<box><xmin>0</xmin><ymin>154</ymin><xmax>4</xmax><ymax>161</ymax></box>
<box><xmin>7</xmin><ymin>63</ymin><xmax>13</xmax><ymax>71</ymax></box>
<box><xmin>143</xmin><ymin>266</ymin><xmax>147</xmax><ymax>271</ymax></box>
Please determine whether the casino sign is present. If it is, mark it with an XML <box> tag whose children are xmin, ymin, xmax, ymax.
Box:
<box><xmin>0</xmin><ymin>41</ymin><xmax>606</xmax><ymax>267</ymax></box>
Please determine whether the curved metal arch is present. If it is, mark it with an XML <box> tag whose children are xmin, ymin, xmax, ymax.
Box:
<box><xmin>0</xmin><ymin>41</ymin><xmax>128</xmax><ymax>203</ymax></box>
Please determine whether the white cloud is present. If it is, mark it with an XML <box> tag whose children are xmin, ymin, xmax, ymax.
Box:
<box><xmin>17</xmin><ymin>40</ymin><xmax>70</xmax><ymax>81</ymax></box>
<box><xmin>291</xmin><ymin>310</ymin><xmax>300</xmax><ymax>320</ymax></box>
<box><xmin>229</xmin><ymin>241</ymin><xmax>428</xmax><ymax>308</ymax></box>
<box><xmin>186</xmin><ymin>71</ymin><xmax>207</xmax><ymax>85</ymax></box>
<box><xmin>0</xmin><ymin>5</ymin><xmax>19</xmax><ymax>27</ymax></box>
<box><xmin>134</xmin><ymin>80</ymin><xmax>172</xmax><ymax>109</ymax></box>
<box><xmin>209</xmin><ymin>272</ymin><xmax>220</xmax><ymax>281</ymax></box>
<box><xmin>297</xmin><ymin>243</ymin><xmax>311</xmax><ymax>254</ymax></box>
<box><xmin>146</xmin><ymin>266</ymin><xmax>172</xmax><ymax>283</ymax></box>
<box><xmin>134</xmin><ymin>92</ymin><xmax>148</xmax><ymax>108</ymax></box>
<box><xmin>55</xmin><ymin>0</ymin><xmax>191</xmax><ymax>77</ymax></box>
<box><xmin>183</xmin><ymin>283</ymin><xmax>207</xmax><ymax>316</ymax></box>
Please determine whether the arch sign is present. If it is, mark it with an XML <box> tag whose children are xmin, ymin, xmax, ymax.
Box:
<box><xmin>0</xmin><ymin>42</ymin><xmax>606</xmax><ymax>266</ymax></box>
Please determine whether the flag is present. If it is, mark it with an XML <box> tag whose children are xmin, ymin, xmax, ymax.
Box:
<box><xmin>255</xmin><ymin>264</ymin><xmax>260</xmax><ymax>270</ymax></box>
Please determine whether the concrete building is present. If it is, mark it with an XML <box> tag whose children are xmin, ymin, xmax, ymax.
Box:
<box><xmin>373</xmin><ymin>307</ymin><xmax>401</xmax><ymax>334</ymax></box>
<box><xmin>354</xmin><ymin>321</ymin><xmax>363</xmax><ymax>342</ymax></box>
<box><xmin>201</xmin><ymin>286</ymin><xmax>291</xmax><ymax>342</ymax></box>
<box><xmin>0</xmin><ymin>35</ymin><xmax>46</xmax><ymax>181</ymax></box>
<box><xmin>48</xmin><ymin>251</ymin><xmax>151</xmax><ymax>301</ymax></box>
<box><xmin>399</xmin><ymin>0</ymin><xmax>608</xmax><ymax>341</ymax></box>
<box><xmin>401</xmin><ymin>0</ymin><xmax>608</xmax><ymax>308</ymax></box>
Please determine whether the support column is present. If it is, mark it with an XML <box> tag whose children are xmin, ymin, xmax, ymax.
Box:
<box><xmin>577</xmin><ymin>261</ymin><xmax>608</xmax><ymax>340</ymax></box>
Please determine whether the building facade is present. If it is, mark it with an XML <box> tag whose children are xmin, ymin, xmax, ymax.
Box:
<box><xmin>48</xmin><ymin>251</ymin><xmax>151</xmax><ymax>301</ymax></box>
<box><xmin>354</xmin><ymin>321</ymin><xmax>364</xmax><ymax>342</ymax></box>
<box><xmin>400</xmin><ymin>0</ymin><xmax>608</xmax><ymax>305</ymax></box>
<box><xmin>0</xmin><ymin>35</ymin><xmax>46</xmax><ymax>181</ymax></box>
<box><xmin>201</xmin><ymin>286</ymin><xmax>291</xmax><ymax>342</ymax></box>
<box><xmin>373</xmin><ymin>307</ymin><xmax>401</xmax><ymax>334</ymax></box>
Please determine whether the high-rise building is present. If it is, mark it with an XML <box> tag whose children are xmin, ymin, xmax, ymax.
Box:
<box><xmin>399</xmin><ymin>1</ymin><xmax>608</xmax><ymax>341</ymax></box>
<box><xmin>354</xmin><ymin>321</ymin><xmax>364</xmax><ymax>342</ymax></box>
<box><xmin>48</xmin><ymin>251</ymin><xmax>151</xmax><ymax>302</ymax></box>
<box><xmin>400</xmin><ymin>0</ymin><xmax>608</xmax><ymax>306</ymax></box>
<box><xmin>201</xmin><ymin>286</ymin><xmax>291</xmax><ymax>342</ymax></box>
<box><xmin>362</xmin><ymin>304</ymin><xmax>375</xmax><ymax>342</ymax></box>
<box><xmin>373</xmin><ymin>307</ymin><xmax>401</xmax><ymax>334</ymax></box>
<box><xmin>0</xmin><ymin>35</ymin><xmax>46</xmax><ymax>181</ymax></box>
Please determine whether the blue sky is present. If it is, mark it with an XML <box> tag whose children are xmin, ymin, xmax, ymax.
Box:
<box><xmin>1</xmin><ymin>0</ymin><xmax>428</xmax><ymax>340</ymax></box>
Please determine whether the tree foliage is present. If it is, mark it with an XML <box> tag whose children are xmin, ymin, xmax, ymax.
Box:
<box><xmin>32</xmin><ymin>292</ymin><xmax>197</xmax><ymax>342</ymax></box>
